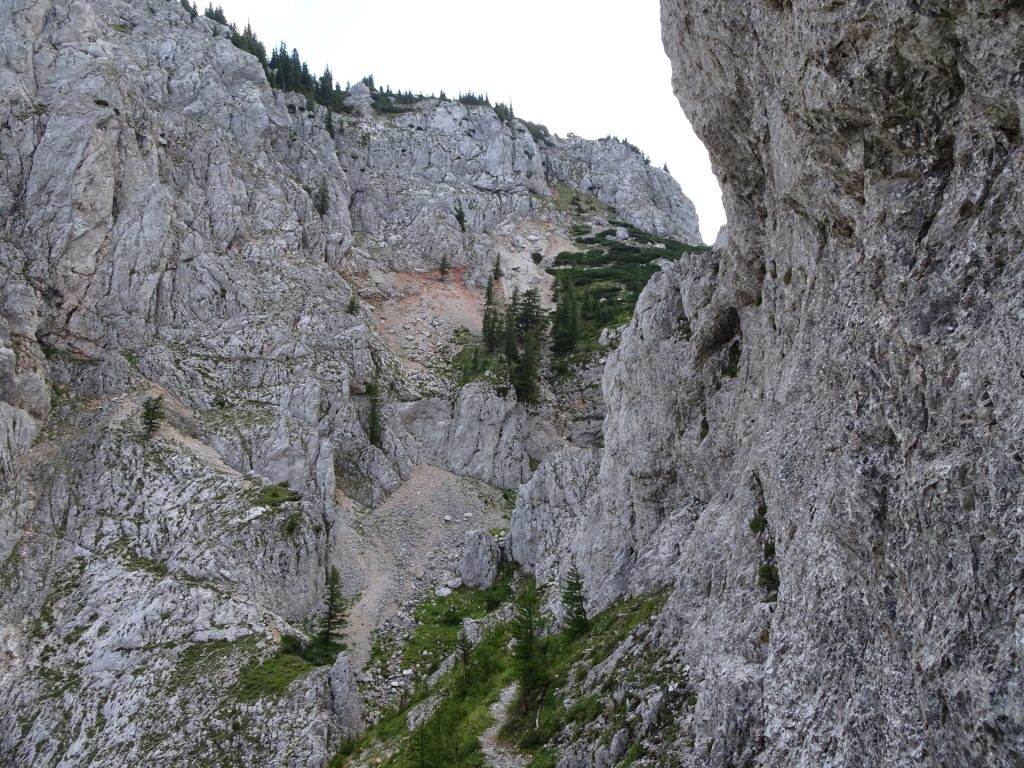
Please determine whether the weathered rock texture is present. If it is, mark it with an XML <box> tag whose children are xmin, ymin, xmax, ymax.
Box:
<box><xmin>0</xmin><ymin>0</ymin><xmax>699</xmax><ymax>764</ymax></box>
<box><xmin>332</xmin><ymin>92</ymin><xmax>699</xmax><ymax>287</ymax></box>
<box><xmin>458</xmin><ymin>529</ymin><xmax>500</xmax><ymax>589</ymax></box>
<box><xmin>512</xmin><ymin>2</ymin><xmax>1024</xmax><ymax>766</ymax></box>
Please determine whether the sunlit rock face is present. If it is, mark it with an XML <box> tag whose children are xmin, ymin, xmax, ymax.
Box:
<box><xmin>512</xmin><ymin>2</ymin><xmax>1023</xmax><ymax>765</ymax></box>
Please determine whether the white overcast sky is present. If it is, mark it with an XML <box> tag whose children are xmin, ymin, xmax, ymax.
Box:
<box><xmin>214</xmin><ymin>0</ymin><xmax>725</xmax><ymax>242</ymax></box>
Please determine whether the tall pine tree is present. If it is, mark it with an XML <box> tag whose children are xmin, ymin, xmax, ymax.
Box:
<box><xmin>512</xmin><ymin>580</ymin><xmax>549</xmax><ymax>715</ymax></box>
<box><xmin>320</xmin><ymin>566</ymin><xmax>347</xmax><ymax>647</ymax></box>
<box><xmin>552</xmin><ymin>273</ymin><xmax>580</xmax><ymax>355</ymax></box>
<box><xmin>483</xmin><ymin>278</ymin><xmax>500</xmax><ymax>352</ymax></box>
<box><xmin>315</xmin><ymin>174</ymin><xmax>329</xmax><ymax>217</ymax></box>
<box><xmin>367</xmin><ymin>379</ymin><xmax>382</xmax><ymax>447</ymax></box>
<box><xmin>561</xmin><ymin>563</ymin><xmax>588</xmax><ymax>637</ymax></box>
<box><xmin>141</xmin><ymin>395</ymin><xmax>164</xmax><ymax>439</ymax></box>
<box><xmin>515</xmin><ymin>326</ymin><xmax>541</xmax><ymax>403</ymax></box>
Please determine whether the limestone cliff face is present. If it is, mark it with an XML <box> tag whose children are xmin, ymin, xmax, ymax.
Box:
<box><xmin>547</xmin><ymin>134</ymin><xmax>699</xmax><ymax>244</ymax></box>
<box><xmin>0</xmin><ymin>0</ymin><xmax>698</xmax><ymax>764</ymax></box>
<box><xmin>512</xmin><ymin>1</ymin><xmax>1023</xmax><ymax>766</ymax></box>
<box><xmin>334</xmin><ymin>84</ymin><xmax>700</xmax><ymax>279</ymax></box>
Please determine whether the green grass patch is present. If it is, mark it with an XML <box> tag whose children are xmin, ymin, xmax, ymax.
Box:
<box><xmin>749</xmin><ymin>504</ymin><xmax>768</xmax><ymax>535</ymax></box>
<box><xmin>404</xmin><ymin>565</ymin><xmax>514</xmax><ymax>674</ymax></box>
<box><xmin>122</xmin><ymin>548</ymin><xmax>169</xmax><ymax>577</ymax></box>
<box><xmin>341</xmin><ymin>619</ymin><xmax>515</xmax><ymax>768</ymax></box>
<box><xmin>169</xmin><ymin>637</ymin><xmax>252</xmax><ymax>693</ymax></box>
<box><xmin>251</xmin><ymin>481</ymin><xmax>302</xmax><ymax>507</ymax></box>
<box><xmin>331</xmin><ymin>572</ymin><xmax>520</xmax><ymax>767</ymax></box>
<box><xmin>30</xmin><ymin>558</ymin><xmax>86</xmax><ymax>640</ymax></box>
<box><xmin>282</xmin><ymin>512</ymin><xmax>301</xmax><ymax>536</ymax></box>
<box><xmin>405</xmin><ymin>625</ymin><xmax>512</xmax><ymax>766</ymax></box>
<box><xmin>502</xmin><ymin>588</ymin><xmax>670</xmax><ymax>753</ymax></box>
<box><xmin>234</xmin><ymin>653</ymin><xmax>314</xmax><ymax>701</ymax></box>
<box><xmin>37</xmin><ymin>666</ymin><xmax>82</xmax><ymax>698</ymax></box>
<box><xmin>333</xmin><ymin>578</ymin><xmax>672</xmax><ymax>768</ymax></box>
<box><xmin>722</xmin><ymin>340</ymin><xmax>741</xmax><ymax>378</ymax></box>
<box><xmin>280</xmin><ymin>633</ymin><xmax>345</xmax><ymax>667</ymax></box>
<box><xmin>450</xmin><ymin>341</ymin><xmax>509</xmax><ymax>388</ymax></box>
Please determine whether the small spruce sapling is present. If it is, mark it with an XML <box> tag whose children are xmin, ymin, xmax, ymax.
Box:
<box><xmin>320</xmin><ymin>566</ymin><xmax>347</xmax><ymax>647</ymax></box>
<box><xmin>367</xmin><ymin>379</ymin><xmax>382</xmax><ymax>448</ymax></box>
<box><xmin>561</xmin><ymin>562</ymin><xmax>588</xmax><ymax>637</ymax></box>
<box><xmin>456</xmin><ymin>628</ymin><xmax>473</xmax><ymax>681</ymax></box>
<box><xmin>315</xmin><ymin>174</ymin><xmax>329</xmax><ymax>217</ymax></box>
<box><xmin>141</xmin><ymin>395</ymin><xmax>164</xmax><ymax>439</ymax></box>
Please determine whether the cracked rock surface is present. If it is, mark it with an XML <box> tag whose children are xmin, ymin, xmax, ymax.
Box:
<box><xmin>510</xmin><ymin>2</ymin><xmax>1024</xmax><ymax>766</ymax></box>
<box><xmin>0</xmin><ymin>0</ymin><xmax>698</xmax><ymax>765</ymax></box>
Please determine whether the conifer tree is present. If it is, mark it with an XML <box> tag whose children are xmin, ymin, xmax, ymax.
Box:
<box><xmin>493</xmin><ymin>254</ymin><xmax>503</xmax><ymax>280</ymax></box>
<box><xmin>439</xmin><ymin>253</ymin><xmax>450</xmax><ymax>282</ymax></box>
<box><xmin>457</xmin><ymin>629</ymin><xmax>473</xmax><ymax>681</ymax></box>
<box><xmin>318</xmin><ymin>66</ymin><xmax>334</xmax><ymax>103</ymax></box>
<box><xmin>504</xmin><ymin>302</ymin><xmax>519</xmax><ymax>364</ymax></box>
<box><xmin>507</xmin><ymin>287</ymin><xmax>520</xmax><ymax>323</ymax></box>
<box><xmin>517</xmin><ymin>288</ymin><xmax>543</xmax><ymax>334</ymax></box>
<box><xmin>321</xmin><ymin>567</ymin><xmax>346</xmax><ymax>643</ymax></box>
<box><xmin>203</xmin><ymin>4</ymin><xmax>227</xmax><ymax>24</ymax></box>
<box><xmin>552</xmin><ymin>274</ymin><xmax>580</xmax><ymax>355</ymax></box>
<box><xmin>367</xmin><ymin>379</ymin><xmax>382</xmax><ymax>447</ymax></box>
<box><xmin>515</xmin><ymin>327</ymin><xmax>541</xmax><ymax>403</ymax></box>
<box><xmin>141</xmin><ymin>395</ymin><xmax>164</xmax><ymax>439</ymax></box>
<box><xmin>484</xmin><ymin>276</ymin><xmax>494</xmax><ymax>308</ymax></box>
<box><xmin>316</xmin><ymin>174</ymin><xmax>329</xmax><ymax>217</ymax></box>
<box><xmin>325</xmin><ymin>108</ymin><xmax>335</xmax><ymax>138</ymax></box>
<box><xmin>512</xmin><ymin>580</ymin><xmax>549</xmax><ymax>714</ymax></box>
<box><xmin>561</xmin><ymin>563</ymin><xmax>588</xmax><ymax>637</ymax></box>
<box><xmin>483</xmin><ymin>277</ymin><xmax>501</xmax><ymax>353</ymax></box>
<box><xmin>485</xmin><ymin>307</ymin><xmax>501</xmax><ymax>354</ymax></box>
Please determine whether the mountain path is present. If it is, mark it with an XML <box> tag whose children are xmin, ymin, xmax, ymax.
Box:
<box><xmin>481</xmin><ymin>684</ymin><xmax>530</xmax><ymax>768</ymax></box>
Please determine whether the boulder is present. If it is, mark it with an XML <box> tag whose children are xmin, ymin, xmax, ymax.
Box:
<box><xmin>459</xmin><ymin>529</ymin><xmax>500</xmax><ymax>589</ymax></box>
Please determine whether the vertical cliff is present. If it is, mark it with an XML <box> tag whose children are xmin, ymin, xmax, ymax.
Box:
<box><xmin>512</xmin><ymin>1</ymin><xmax>1023</xmax><ymax>765</ymax></box>
<box><xmin>0</xmin><ymin>0</ymin><xmax>701</xmax><ymax>764</ymax></box>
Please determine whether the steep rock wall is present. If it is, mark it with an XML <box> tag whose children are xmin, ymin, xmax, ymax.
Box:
<box><xmin>0</xmin><ymin>0</ymin><xmax>702</xmax><ymax>763</ymax></box>
<box><xmin>513</xmin><ymin>2</ymin><xmax>1023</xmax><ymax>765</ymax></box>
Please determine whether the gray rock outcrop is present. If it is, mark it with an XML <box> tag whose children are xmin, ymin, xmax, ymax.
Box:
<box><xmin>328</xmin><ymin>653</ymin><xmax>364</xmax><ymax>737</ymax></box>
<box><xmin>337</xmin><ymin>100</ymin><xmax>700</xmax><ymax>281</ymax></box>
<box><xmin>511</xmin><ymin>2</ymin><xmax>1024</xmax><ymax>766</ymax></box>
<box><xmin>0</xmin><ymin>0</ymin><xmax>701</xmax><ymax>763</ymax></box>
<box><xmin>509</xmin><ymin>447</ymin><xmax>600</xmax><ymax>600</ymax></box>
<box><xmin>459</xmin><ymin>530</ymin><xmax>500</xmax><ymax>589</ymax></box>
<box><xmin>394</xmin><ymin>383</ymin><xmax>562</xmax><ymax>490</ymax></box>
<box><xmin>548</xmin><ymin>134</ymin><xmax>700</xmax><ymax>243</ymax></box>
